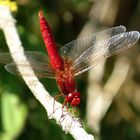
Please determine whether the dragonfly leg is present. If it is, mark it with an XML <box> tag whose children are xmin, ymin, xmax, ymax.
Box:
<box><xmin>49</xmin><ymin>94</ymin><xmax>70</xmax><ymax>120</ymax></box>
<box><xmin>53</xmin><ymin>93</ymin><xmax>63</xmax><ymax>113</ymax></box>
<box><xmin>48</xmin><ymin>94</ymin><xmax>63</xmax><ymax>119</ymax></box>
<box><xmin>61</xmin><ymin>99</ymin><xmax>67</xmax><ymax>117</ymax></box>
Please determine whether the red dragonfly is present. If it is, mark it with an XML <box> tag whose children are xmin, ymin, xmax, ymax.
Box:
<box><xmin>0</xmin><ymin>11</ymin><xmax>140</xmax><ymax>107</ymax></box>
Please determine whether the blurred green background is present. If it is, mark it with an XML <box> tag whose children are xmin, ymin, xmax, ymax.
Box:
<box><xmin>0</xmin><ymin>0</ymin><xmax>140</xmax><ymax>140</ymax></box>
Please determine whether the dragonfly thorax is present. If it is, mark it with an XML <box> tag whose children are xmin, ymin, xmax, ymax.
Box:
<box><xmin>55</xmin><ymin>58</ymin><xmax>77</xmax><ymax>96</ymax></box>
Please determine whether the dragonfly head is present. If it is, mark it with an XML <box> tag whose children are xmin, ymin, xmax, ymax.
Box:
<box><xmin>66</xmin><ymin>92</ymin><xmax>81</xmax><ymax>106</ymax></box>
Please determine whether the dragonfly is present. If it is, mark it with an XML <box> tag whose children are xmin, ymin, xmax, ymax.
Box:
<box><xmin>0</xmin><ymin>10</ymin><xmax>139</xmax><ymax>107</ymax></box>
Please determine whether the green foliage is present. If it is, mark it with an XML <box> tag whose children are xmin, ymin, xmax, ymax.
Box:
<box><xmin>0</xmin><ymin>91</ymin><xmax>28</xmax><ymax>140</ymax></box>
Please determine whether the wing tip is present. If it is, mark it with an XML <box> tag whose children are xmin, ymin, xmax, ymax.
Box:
<box><xmin>4</xmin><ymin>64</ymin><xmax>14</xmax><ymax>75</ymax></box>
<box><xmin>118</xmin><ymin>25</ymin><xmax>126</xmax><ymax>32</ymax></box>
<box><xmin>134</xmin><ymin>31</ymin><xmax>140</xmax><ymax>39</ymax></box>
<box><xmin>129</xmin><ymin>31</ymin><xmax>140</xmax><ymax>40</ymax></box>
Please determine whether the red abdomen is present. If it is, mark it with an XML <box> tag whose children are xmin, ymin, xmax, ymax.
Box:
<box><xmin>39</xmin><ymin>11</ymin><xmax>63</xmax><ymax>70</ymax></box>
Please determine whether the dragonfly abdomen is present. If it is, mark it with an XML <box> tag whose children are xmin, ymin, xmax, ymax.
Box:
<box><xmin>39</xmin><ymin>11</ymin><xmax>63</xmax><ymax>70</ymax></box>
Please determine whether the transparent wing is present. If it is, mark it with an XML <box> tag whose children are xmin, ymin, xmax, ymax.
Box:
<box><xmin>60</xmin><ymin>26</ymin><xmax>126</xmax><ymax>61</ymax></box>
<box><xmin>5</xmin><ymin>62</ymin><xmax>55</xmax><ymax>78</ymax></box>
<box><xmin>73</xmin><ymin>31</ymin><xmax>140</xmax><ymax>76</ymax></box>
<box><xmin>0</xmin><ymin>51</ymin><xmax>48</xmax><ymax>65</ymax></box>
<box><xmin>0</xmin><ymin>51</ymin><xmax>55</xmax><ymax>78</ymax></box>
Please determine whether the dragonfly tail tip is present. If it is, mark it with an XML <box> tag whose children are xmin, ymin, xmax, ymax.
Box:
<box><xmin>39</xmin><ymin>10</ymin><xmax>44</xmax><ymax>18</ymax></box>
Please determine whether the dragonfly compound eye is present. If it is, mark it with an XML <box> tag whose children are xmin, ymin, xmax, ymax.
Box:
<box><xmin>65</xmin><ymin>92</ymin><xmax>81</xmax><ymax>106</ymax></box>
<box><xmin>71</xmin><ymin>97</ymin><xmax>81</xmax><ymax>106</ymax></box>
